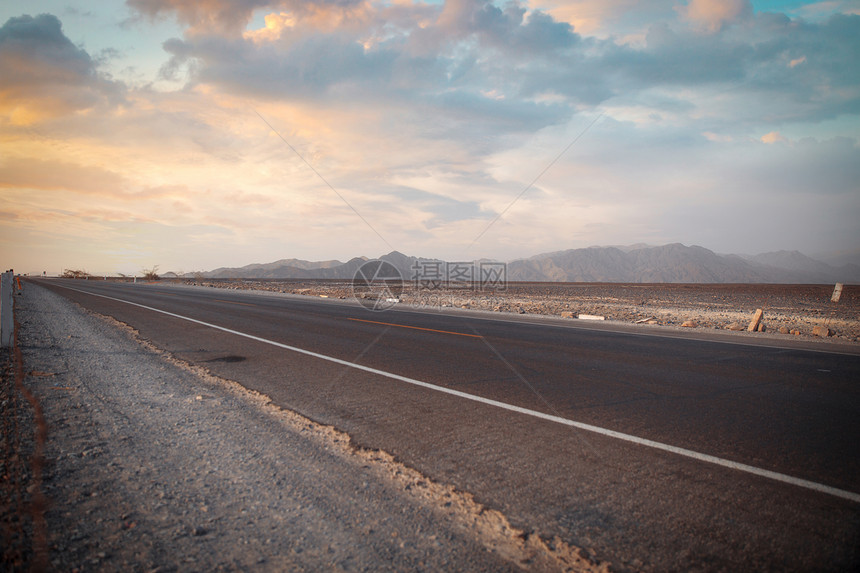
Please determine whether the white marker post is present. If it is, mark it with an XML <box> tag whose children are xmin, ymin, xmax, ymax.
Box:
<box><xmin>825</xmin><ymin>283</ymin><xmax>844</xmax><ymax>329</ymax></box>
<box><xmin>831</xmin><ymin>283</ymin><xmax>843</xmax><ymax>303</ymax></box>
<box><xmin>0</xmin><ymin>271</ymin><xmax>13</xmax><ymax>348</ymax></box>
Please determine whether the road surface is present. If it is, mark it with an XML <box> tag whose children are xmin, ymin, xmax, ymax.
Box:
<box><xmin>35</xmin><ymin>279</ymin><xmax>860</xmax><ymax>571</ymax></box>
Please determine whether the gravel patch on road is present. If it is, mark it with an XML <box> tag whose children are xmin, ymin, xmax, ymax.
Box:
<box><xmin>2</xmin><ymin>283</ymin><xmax>607</xmax><ymax>572</ymax></box>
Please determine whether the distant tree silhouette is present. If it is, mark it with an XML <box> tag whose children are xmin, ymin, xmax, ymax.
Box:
<box><xmin>62</xmin><ymin>269</ymin><xmax>91</xmax><ymax>279</ymax></box>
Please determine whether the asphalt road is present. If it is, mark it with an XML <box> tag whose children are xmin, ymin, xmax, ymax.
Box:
<box><xmin>34</xmin><ymin>279</ymin><xmax>860</xmax><ymax>571</ymax></box>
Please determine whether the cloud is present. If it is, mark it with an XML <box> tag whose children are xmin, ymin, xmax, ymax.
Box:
<box><xmin>0</xmin><ymin>13</ymin><xmax>122</xmax><ymax>124</ymax></box>
<box><xmin>368</xmin><ymin>185</ymin><xmax>486</xmax><ymax>229</ymax></box>
<box><xmin>128</xmin><ymin>0</ymin><xmax>375</xmax><ymax>36</ymax></box>
<box><xmin>703</xmin><ymin>131</ymin><xmax>733</xmax><ymax>142</ymax></box>
<box><xmin>678</xmin><ymin>0</ymin><xmax>752</xmax><ymax>33</ymax></box>
<box><xmin>796</xmin><ymin>0</ymin><xmax>860</xmax><ymax>20</ymax></box>
<box><xmin>760</xmin><ymin>131</ymin><xmax>786</xmax><ymax>144</ymax></box>
<box><xmin>596</xmin><ymin>12</ymin><xmax>860</xmax><ymax>127</ymax></box>
<box><xmin>789</xmin><ymin>55</ymin><xmax>806</xmax><ymax>68</ymax></box>
<box><xmin>147</xmin><ymin>1</ymin><xmax>860</xmax><ymax>137</ymax></box>
<box><xmin>0</xmin><ymin>157</ymin><xmax>127</xmax><ymax>195</ymax></box>
<box><xmin>4</xmin><ymin>5</ymin><xmax>860</xmax><ymax>273</ymax></box>
<box><xmin>426</xmin><ymin>0</ymin><xmax>577</xmax><ymax>55</ymax></box>
<box><xmin>127</xmin><ymin>0</ymin><xmax>271</xmax><ymax>36</ymax></box>
<box><xmin>537</xmin><ymin>0</ymin><xmax>676</xmax><ymax>37</ymax></box>
<box><xmin>156</xmin><ymin>1</ymin><xmax>583</xmax><ymax>141</ymax></box>
<box><xmin>243</xmin><ymin>11</ymin><xmax>297</xmax><ymax>43</ymax></box>
<box><xmin>112</xmin><ymin>2</ymin><xmax>860</xmax><ymax>260</ymax></box>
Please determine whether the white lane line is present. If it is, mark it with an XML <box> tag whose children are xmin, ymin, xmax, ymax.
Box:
<box><xmin>61</xmin><ymin>285</ymin><xmax>860</xmax><ymax>504</ymax></box>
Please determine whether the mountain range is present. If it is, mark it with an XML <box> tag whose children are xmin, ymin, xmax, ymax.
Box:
<box><xmin>172</xmin><ymin>244</ymin><xmax>860</xmax><ymax>284</ymax></box>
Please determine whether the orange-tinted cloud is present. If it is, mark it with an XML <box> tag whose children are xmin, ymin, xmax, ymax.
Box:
<box><xmin>0</xmin><ymin>157</ymin><xmax>126</xmax><ymax>195</ymax></box>
<box><xmin>760</xmin><ymin>131</ymin><xmax>787</xmax><ymax>144</ymax></box>
<box><xmin>538</xmin><ymin>0</ymin><xmax>662</xmax><ymax>36</ymax></box>
<box><xmin>679</xmin><ymin>0</ymin><xmax>752</xmax><ymax>32</ymax></box>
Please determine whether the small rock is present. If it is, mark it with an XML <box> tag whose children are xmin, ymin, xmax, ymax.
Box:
<box><xmin>728</xmin><ymin>322</ymin><xmax>744</xmax><ymax>331</ymax></box>
<box><xmin>812</xmin><ymin>325</ymin><xmax>832</xmax><ymax>338</ymax></box>
<box><xmin>681</xmin><ymin>320</ymin><xmax>697</xmax><ymax>328</ymax></box>
<box><xmin>778</xmin><ymin>326</ymin><xmax>790</xmax><ymax>334</ymax></box>
<box><xmin>561</xmin><ymin>311</ymin><xmax>574</xmax><ymax>318</ymax></box>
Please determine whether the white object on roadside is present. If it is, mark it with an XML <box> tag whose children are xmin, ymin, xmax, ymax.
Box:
<box><xmin>831</xmin><ymin>283</ymin><xmax>843</xmax><ymax>303</ymax></box>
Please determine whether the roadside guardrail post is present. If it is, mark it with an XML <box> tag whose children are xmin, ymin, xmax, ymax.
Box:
<box><xmin>1</xmin><ymin>271</ymin><xmax>12</xmax><ymax>348</ymax></box>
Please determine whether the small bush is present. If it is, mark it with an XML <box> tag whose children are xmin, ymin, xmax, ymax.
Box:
<box><xmin>141</xmin><ymin>266</ymin><xmax>160</xmax><ymax>281</ymax></box>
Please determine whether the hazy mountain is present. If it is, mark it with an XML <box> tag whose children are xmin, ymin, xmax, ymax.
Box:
<box><xmin>743</xmin><ymin>250</ymin><xmax>860</xmax><ymax>283</ymax></box>
<box><xmin>198</xmin><ymin>252</ymin><xmax>434</xmax><ymax>281</ymax></box>
<box><xmin>509</xmin><ymin>244</ymin><xmax>859</xmax><ymax>283</ymax></box>
<box><xmin>607</xmin><ymin>242</ymin><xmax>655</xmax><ymax>253</ymax></box>
<box><xmin>508</xmin><ymin>244</ymin><xmax>773</xmax><ymax>282</ymax></box>
<box><xmin>242</xmin><ymin>258</ymin><xmax>345</xmax><ymax>271</ymax></box>
<box><xmin>183</xmin><ymin>244</ymin><xmax>859</xmax><ymax>284</ymax></box>
<box><xmin>743</xmin><ymin>251</ymin><xmax>831</xmax><ymax>273</ymax></box>
<box><xmin>514</xmin><ymin>246</ymin><xmax>633</xmax><ymax>282</ymax></box>
<box><xmin>203</xmin><ymin>257</ymin><xmax>349</xmax><ymax>278</ymax></box>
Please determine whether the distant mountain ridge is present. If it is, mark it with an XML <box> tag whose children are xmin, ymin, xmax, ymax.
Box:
<box><xmin>183</xmin><ymin>244</ymin><xmax>860</xmax><ymax>284</ymax></box>
<box><xmin>508</xmin><ymin>244</ymin><xmax>860</xmax><ymax>283</ymax></box>
<box><xmin>205</xmin><ymin>257</ymin><xmax>359</xmax><ymax>279</ymax></box>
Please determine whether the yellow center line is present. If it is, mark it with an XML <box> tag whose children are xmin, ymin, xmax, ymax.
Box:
<box><xmin>213</xmin><ymin>298</ymin><xmax>258</xmax><ymax>307</ymax></box>
<box><xmin>348</xmin><ymin>317</ymin><xmax>483</xmax><ymax>338</ymax></box>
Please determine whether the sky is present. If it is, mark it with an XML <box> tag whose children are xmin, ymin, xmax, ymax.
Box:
<box><xmin>0</xmin><ymin>0</ymin><xmax>858</xmax><ymax>276</ymax></box>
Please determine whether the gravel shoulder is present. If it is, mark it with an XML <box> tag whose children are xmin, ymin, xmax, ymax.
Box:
<box><xmin>2</xmin><ymin>283</ymin><xmax>607</xmax><ymax>572</ymax></box>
